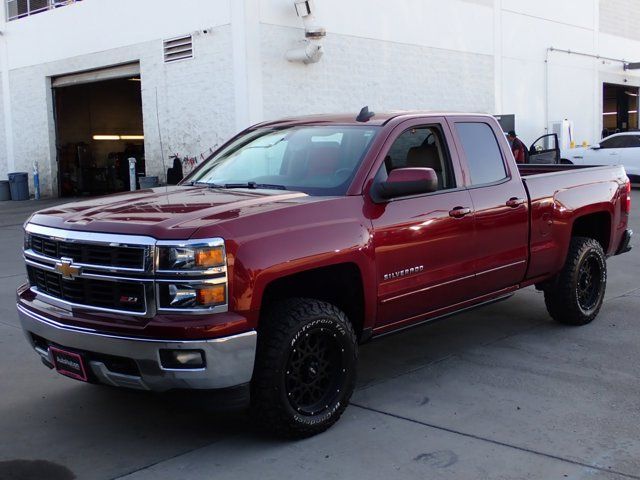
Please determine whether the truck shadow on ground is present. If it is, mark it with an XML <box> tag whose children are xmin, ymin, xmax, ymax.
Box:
<box><xmin>4</xmin><ymin>290</ymin><xmax>555</xmax><ymax>479</ymax></box>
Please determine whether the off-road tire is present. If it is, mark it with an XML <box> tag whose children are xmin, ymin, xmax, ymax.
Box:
<box><xmin>544</xmin><ymin>236</ymin><xmax>607</xmax><ymax>326</ymax></box>
<box><xmin>251</xmin><ymin>298</ymin><xmax>358</xmax><ymax>438</ymax></box>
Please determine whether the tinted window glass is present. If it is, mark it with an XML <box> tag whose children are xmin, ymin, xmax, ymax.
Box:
<box><xmin>598</xmin><ymin>135</ymin><xmax>640</xmax><ymax>149</ymax></box>
<box><xmin>381</xmin><ymin>126</ymin><xmax>455</xmax><ymax>190</ymax></box>
<box><xmin>455</xmin><ymin>123</ymin><xmax>507</xmax><ymax>185</ymax></box>
<box><xmin>600</xmin><ymin>136</ymin><xmax>626</xmax><ymax>149</ymax></box>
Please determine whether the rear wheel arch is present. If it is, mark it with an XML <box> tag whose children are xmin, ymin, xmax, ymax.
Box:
<box><xmin>571</xmin><ymin>211</ymin><xmax>612</xmax><ymax>252</ymax></box>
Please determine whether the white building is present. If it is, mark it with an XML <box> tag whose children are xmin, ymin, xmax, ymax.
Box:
<box><xmin>0</xmin><ymin>0</ymin><xmax>639</xmax><ymax>197</ymax></box>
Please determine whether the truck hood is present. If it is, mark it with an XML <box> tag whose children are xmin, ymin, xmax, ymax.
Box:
<box><xmin>28</xmin><ymin>186</ymin><xmax>319</xmax><ymax>239</ymax></box>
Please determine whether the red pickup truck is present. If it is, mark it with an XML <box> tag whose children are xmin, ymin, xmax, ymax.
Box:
<box><xmin>18</xmin><ymin>111</ymin><xmax>632</xmax><ymax>437</ymax></box>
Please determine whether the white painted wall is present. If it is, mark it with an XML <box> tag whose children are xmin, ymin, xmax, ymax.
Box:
<box><xmin>2</xmin><ymin>0</ymin><xmax>231</xmax><ymax>70</ymax></box>
<box><xmin>0</xmin><ymin>0</ymin><xmax>639</xmax><ymax>196</ymax></box>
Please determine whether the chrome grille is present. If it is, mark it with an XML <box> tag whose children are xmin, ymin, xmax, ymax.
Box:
<box><xmin>31</xmin><ymin>234</ymin><xmax>145</xmax><ymax>269</ymax></box>
<box><xmin>27</xmin><ymin>266</ymin><xmax>146</xmax><ymax>313</ymax></box>
<box><xmin>22</xmin><ymin>224</ymin><xmax>228</xmax><ymax>318</ymax></box>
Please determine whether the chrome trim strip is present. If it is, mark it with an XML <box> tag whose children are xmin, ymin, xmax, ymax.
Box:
<box><xmin>25</xmin><ymin>257</ymin><xmax>155</xmax><ymax>283</ymax></box>
<box><xmin>25</xmin><ymin>223</ymin><xmax>154</xmax><ymax>274</ymax></box>
<box><xmin>380</xmin><ymin>260</ymin><xmax>527</xmax><ymax>304</ymax></box>
<box><xmin>29</xmin><ymin>286</ymin><xmax>152</xmax><ymax>317</ymax></box>
<box><xmin>381</xmin><ymin>273</ymin><xmax>476</xmax><ymax>304</ymax></box>
<box><xmin>26</xmin><ymin>224</ymin><xmax>156</xmax><ymax>246</ymax></box>
<box><xmin>155</xmin><ymin>239</ymin><xmax>225</xmax><ymax>247</ymax></box>
<box><xmin>24</xmin><ymin>249</ymin><xmax>148</xmax><ymax>274</ymax></box>
<box><xmin>475</xmin><ymin>260</ymin><xmax>527</xmax><ymax>276</ymax></box>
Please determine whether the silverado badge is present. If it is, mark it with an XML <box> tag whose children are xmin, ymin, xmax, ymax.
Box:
<box><xmin>383</xmin><ymin>265</ymin><xmax>424</xmax><ymax>281</ymax></box>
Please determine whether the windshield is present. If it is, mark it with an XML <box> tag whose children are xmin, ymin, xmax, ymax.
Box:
<box><xmin>187</xmin><ymin>125</ymin><xmax>379</xmax><ymax>196</ymax></box>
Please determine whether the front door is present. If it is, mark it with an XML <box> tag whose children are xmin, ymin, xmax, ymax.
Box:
<box><xmin>529</xmin><ymin>134</ymin><xmax>560</xmax><ymax>164</ymax></box>
<box><xmin>368</xmin><ymin>119</ymin><xmax>477</xmax><ymax>330</ymax></box>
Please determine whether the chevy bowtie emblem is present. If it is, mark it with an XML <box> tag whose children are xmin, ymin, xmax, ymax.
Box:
<box><xmin>55</xmin><ymin>258</ymin><xmax>82</xmax><ymax>280</ymax></box>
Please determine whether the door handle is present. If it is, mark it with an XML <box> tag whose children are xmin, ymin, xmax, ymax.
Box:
<box><xmin>506</xmin><ymin>197</ymin><xmax>526</xmax><ymax>208</ymax></box>
<box><xmin>449</xmin><ymin>207</ymin><xmax>472</xmax><ymax>218</ymax></box>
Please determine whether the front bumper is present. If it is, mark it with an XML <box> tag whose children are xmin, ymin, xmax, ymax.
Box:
<box><xmin>17</xmin><ymin>303</ymin><xmax>257</xmax><ymax>392</ymax></box>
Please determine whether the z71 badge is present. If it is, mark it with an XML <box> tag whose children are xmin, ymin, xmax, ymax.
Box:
<box><xmin>383</xmin><ymin>265</ymin><xmax>424</xmax><ymax>281</ymax></box>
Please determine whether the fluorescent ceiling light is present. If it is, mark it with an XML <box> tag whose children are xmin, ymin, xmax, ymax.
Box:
<box><xmin>93</xmin><ymin>135</ymin><xmax>144</xmax><ymax>141</ymax></box>
<box><xmin>93</xmin><ymin>135</ymin><xmax>120</xmax><ymax>141</ymax></box>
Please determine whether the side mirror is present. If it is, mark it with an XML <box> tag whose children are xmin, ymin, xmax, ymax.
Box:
<box><xmin>591</xmin><ymin>143</ymin><xmax>601</xmax><ymax>150</ymax></box>
<box><xmin>372</xmin><ymin>167</ymin><xmax>438</xmax><ymax>202</ymax></box>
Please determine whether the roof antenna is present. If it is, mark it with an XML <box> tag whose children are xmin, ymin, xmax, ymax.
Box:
<box><xmin>356</xmin><ymin>106</ymin><xmax>375</xmax><ymax>122</ymax></box>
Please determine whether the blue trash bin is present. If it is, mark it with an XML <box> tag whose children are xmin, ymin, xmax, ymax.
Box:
<box><xmin>8</xmin><ymin>172</ymin><xmax>29</xmax><ymax>201</ymax></box>
<box><xmin>0</xmin><ymin>181</ymin><xmax>10</xmax><ymax>201</ymax></box>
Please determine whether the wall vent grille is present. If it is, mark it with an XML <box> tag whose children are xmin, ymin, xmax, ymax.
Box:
<box><xmin>163</xmin><ymin>35</ymin><xmax>194</xmax><ymax>63</ymax></box>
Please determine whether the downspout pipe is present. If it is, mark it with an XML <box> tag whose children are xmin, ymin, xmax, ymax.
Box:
<box><xmin>285</xmin><ymin>1</ymin><xmax>326</xmax><ymax>64</ymax></box>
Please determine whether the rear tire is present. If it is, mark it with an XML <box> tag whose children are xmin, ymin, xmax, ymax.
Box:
<box><xmin>544</xmin><ymin>236</ymin><xmax>606</xmax><ymax>326</ymax></box>
<box><xmin>251</xmin><ymin>298</ymin><xmax>358</xmax><ymax>438</ymax></box>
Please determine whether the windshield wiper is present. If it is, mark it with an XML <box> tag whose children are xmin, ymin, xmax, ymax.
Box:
<box><xmin>223</xmin><ymin>182</ymin><xmax>287</xmax><ymax>190</ymax></box>
<box><xmin>190</xmin><ymin>181</ymin><xmax>225</xmax><ymax>188</ymax></box>
<box><xmin>190</xmin><ymin>181</ymin><xmax>287</xmax><ymax>190</ymax></box>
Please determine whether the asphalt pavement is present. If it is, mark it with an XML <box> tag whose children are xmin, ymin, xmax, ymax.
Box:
<box><xmin>0</xmin><ymin>192</ymin><xmax>639</xmax><ymax>480</ymax></box>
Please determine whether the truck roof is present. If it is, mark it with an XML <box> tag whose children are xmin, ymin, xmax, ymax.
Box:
<box><xmin>253</xmin><ymin>111</ymin><xmax>494</xmax><ymax>128</ymax></box>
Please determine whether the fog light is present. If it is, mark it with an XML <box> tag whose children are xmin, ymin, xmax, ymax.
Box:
<box><xmin>159</xmin><ymin>349</ymin><xmax>205</xmax><ymax>369</ymax></box>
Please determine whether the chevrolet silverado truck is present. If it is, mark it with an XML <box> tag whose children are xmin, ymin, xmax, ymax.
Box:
<box><xmin>17</xmin><ymin>110</ymin><xmax>633</xmax><ymax>437</ymax></box>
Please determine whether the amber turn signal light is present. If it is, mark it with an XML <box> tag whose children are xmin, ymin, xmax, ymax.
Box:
<box><xmin>195</xmin><ymin>246</ymin><xmax>225</xmax><ymax>268</ymax></box>
<box><xmin>196</xmin><ymin>284</ymin><xmax>226</xmax><ymax>306</ymax></box>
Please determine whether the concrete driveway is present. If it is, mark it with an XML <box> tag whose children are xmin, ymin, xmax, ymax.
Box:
<box><xmin>1</xmin><ymin>193</ymin><xmax>639</xmax><ymax>480</ymax></box>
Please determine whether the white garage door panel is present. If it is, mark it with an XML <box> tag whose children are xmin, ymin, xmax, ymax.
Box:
<box><xmin>52</xmin><ymin>63</ymin><xmax>140</xmax><ymax>88</ymax></box>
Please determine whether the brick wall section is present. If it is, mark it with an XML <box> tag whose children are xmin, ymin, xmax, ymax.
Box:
<box><xmin>7</xmin><ymin>25</ymin><xmax>234</xmax><ymax>197</ymax></box>
<box><xmin>260</xmin><ymin>25</ymin><xmax>495</xmax><ymax>121</ymax></box>
<box><xmin>600</xmin><ymin>0</ymin><xmax>640</xmax><ymax>41</ymax></box>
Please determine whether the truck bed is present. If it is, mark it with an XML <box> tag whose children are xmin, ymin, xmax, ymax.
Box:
<box><xmin>518</xmin><ymin>163</ymin><xmax>628</xmax><ymax>282</ymax></box>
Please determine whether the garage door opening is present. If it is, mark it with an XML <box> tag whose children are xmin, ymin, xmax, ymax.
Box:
<box><xmin>603</xmin><ymin>83</ymin><xmax>639</xmax><ymax>138</ymax></box>
<box><xmin>54</xmin><ymin>71</ymin><xmax>145</xmax><ymax>197</ymax></box>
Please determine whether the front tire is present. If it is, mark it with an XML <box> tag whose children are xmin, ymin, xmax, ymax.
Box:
<box><xmin>544</xmin><ymin>236</ymin><xmax>607</xmax><ymax>325</ymax></box>
<box><xmin>251</xmin><ymin>298</ymin><xmax>358</xmax><ymax>438</ymax></box>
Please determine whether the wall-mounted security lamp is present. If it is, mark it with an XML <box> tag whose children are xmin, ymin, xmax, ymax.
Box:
<box><xmin>624</xmin><ymin>62</ymin><xmax>640</xmax><ymax>70</ymax></box>
<box><xmin>287</xmin><ymin>0</ymin><xmax>325</xmax><ymax>64</ymax></box>
<box><xmin>295</xmin><ymin>0</ymin><xmax>313</xmax><ymax>17</ymax></box>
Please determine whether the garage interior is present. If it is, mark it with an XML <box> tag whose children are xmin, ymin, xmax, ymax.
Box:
<box><xmin>54</xmin><ymin>67</ymin><xmax>146</xmax><ymax>197</ymax></box>
<box><xmin>602</xmin><ymin>83</ymin><xmax>639</xmax><ymax>137</ymax></box>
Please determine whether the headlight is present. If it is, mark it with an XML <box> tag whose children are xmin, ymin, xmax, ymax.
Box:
<box><xmin>159</xmin><ymin>283</ymin><xmax>226</xmax><ymax>308</ymax></box>
<box><xmin>24</xmin><ymin>231</ymin><xmax>32</xmax><ymax>251</ymax></box>
<box><xmin>157</xmin><ymin>245</ymin><xmax>225</xmax><ymax>271</ymax></box>
<box><xmin>156</xmin><ymin>239</ymin><xmax>228</xmax><ymax>312</ymax></box>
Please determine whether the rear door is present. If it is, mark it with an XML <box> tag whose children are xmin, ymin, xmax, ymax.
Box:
<box><xmin>369</xmin><ymin>118</ymin><xmax>477</xmax><ymax>330</ymax></box>
<box><xmin>449</xmin><ymin>118</ymin><xmax>529</xmax><ymax>296</ymax></box>
<box><xmin>528</xmin><ymin>134</ymin><xmax>560</xmax><ymax>164</ymax></box>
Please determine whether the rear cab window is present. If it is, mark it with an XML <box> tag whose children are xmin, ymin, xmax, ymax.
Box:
<box><xmin>454</xmin><ymin>122</ymin><xmax>508</xmax><ymax>186</ymax></box>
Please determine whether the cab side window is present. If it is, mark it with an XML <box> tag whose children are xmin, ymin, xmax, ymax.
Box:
<box><xmin>381</xmin><ymin>126</ymin><xmax>456</xmax><ymax>191</ymax></box>
<box><xmin>455</xmin><ymin>122</ymin><xmax>507</xmax><ymax>186</ymax></box>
